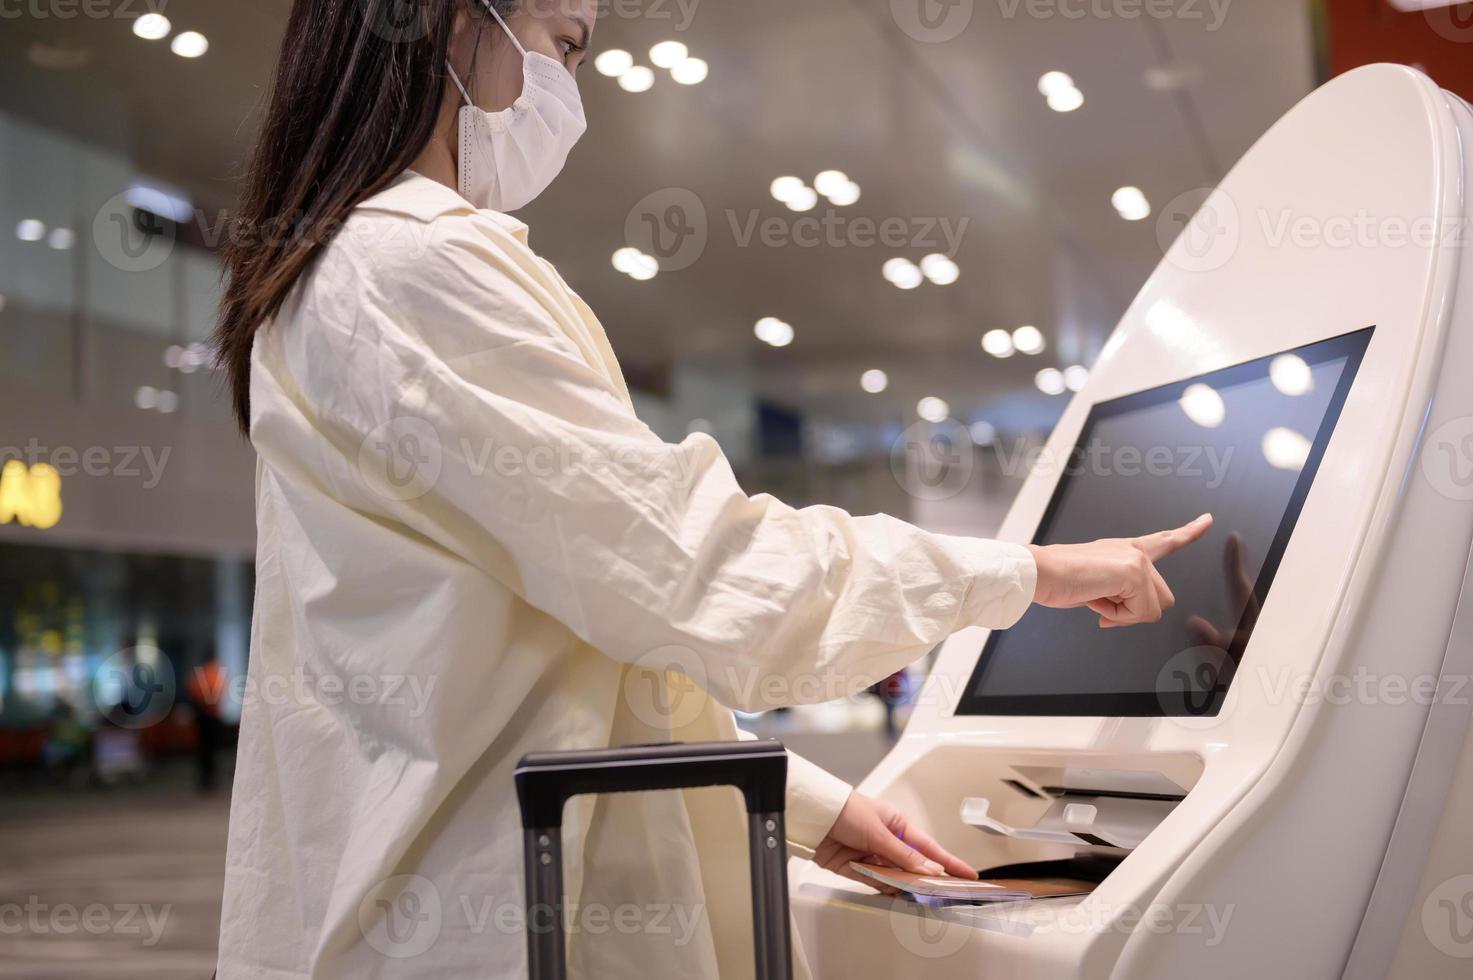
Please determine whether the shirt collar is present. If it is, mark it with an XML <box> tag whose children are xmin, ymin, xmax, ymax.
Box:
<box><xmin>357</xmin><ymin>170</ymin><xmax>530</xmax><ymax>240</ymax></box>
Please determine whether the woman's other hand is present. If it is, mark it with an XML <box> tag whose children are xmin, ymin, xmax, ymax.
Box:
<box><xmin>812</xmin><ymin>792</ymin><xmax>977</xmax><ymax>893</ymax></box>
<box><xmin>1027</xmin><ymin>514</ymin><xmax>1214</xmax><ymax>628</ymax></box>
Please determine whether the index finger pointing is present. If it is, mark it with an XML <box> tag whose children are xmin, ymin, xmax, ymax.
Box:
<box><xmin>1135</xmin><ymin>513</ymin><xmax>1214</xmax><ymax>561</ymax></box>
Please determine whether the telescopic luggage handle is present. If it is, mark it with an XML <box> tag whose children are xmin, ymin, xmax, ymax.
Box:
<box><xmin>515</xmin><ymin>739</ymin><xmax>792</xmax><ymax>980</ymax></box>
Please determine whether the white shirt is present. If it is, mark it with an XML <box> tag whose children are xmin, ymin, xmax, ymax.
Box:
<box><xmin>217</xmin><ymin>172</ymin><xmax>1036</xmax><ymax>979</ymax></box>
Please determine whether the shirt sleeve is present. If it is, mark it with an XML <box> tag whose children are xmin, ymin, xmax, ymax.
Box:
<box><xmin>271</xmin><ymin>213</ymin><xmax>1037</xmax><ymax>714</ymax></box>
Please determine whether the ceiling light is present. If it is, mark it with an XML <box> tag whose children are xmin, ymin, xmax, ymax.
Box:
<box><xmin>754</xmin><ymin>317</ymin><xmax>794</xmax><ymax>347</ymax></box>
<box><xmin>1111</xmin><ymin>186</ymin><xmax>1151</xmax><ymax>221</ymax></box>
<box><xmin>969</xmin><ymin>420</ymin><xmax>997</xmax><ymax>445</ymax></box>
<box><xmin>770</xmin><ymin>176</ymin><xmax>805</xmax><ymax>204</ymax></box>
<box><xmin>1034</xmin><ymin>368</ymin><xmax>1066</xmax><ymax>396</ymax></box>
<box><xmin>650</xmin><ymin>41</ymin><xmax>688</xmax><ymax>68</ymax></box>
<box><xmin>670</xmin><ymin>57</ymin><xmax>708</xmax><ymax>85</ymax></box>
<box><xmin>126</xmin><ymin>181</ymin><xmax>192</xmax><ymax>223</ymax></box>
<box><xmin>171</xmin><ymin>31</ymin><xmax>208</xmax><ymax>58</ymax></box>
<box><xmin>826</xmin><ymin>180</ymin><xmax>861</xmax><ymax>206</ymax></box>
<box><xmin>618</xmin><ymin>66</ymin><xmax>655</xmax><ymax>93</ymax></box>
<box><xmin>1270</xmin><ymin>353</ymin><xmax>1313</xmax><ymax>396</ymax></box>
<box><xmin>156</xmin><ymin>390</ymin><xmax>179</xmax><ymax>414</ymax></box>
<box><xmin>1063</xmin><ymin>365</ymin><xmax>1089</xmax><ymax>391</ymax></box>
<box><xmin>164</xmin><ymin>345</ymin><xmax>183</xmax><ymax>369</ymax></box>
<box><xmin>981</xmin><ymin>328</ymin><xmax>1014</xmax><ymax>358</ymax></box>
<box><xmin>612</xmin><ymin>247</ymin><xmax>641</xmax><ymax>274</ymax></box>
<box><xmin>785</xmin><ymin>186</ymin><xmax>819</xmax><ymax>212</ymax></box>
<box><xmin>627</xmin><ymin>253</ymin><xmax>658</xmax><ymax>280</ymax></box>
<box><xmin>860</xmin><ymin>369</ymin><xmax>888</xmax><ymax>394</ymax></box>
<box><xmin>882</xmin><ymin>257</ymin><xmax>923</xmax><ymax>289</ymax></box>
<box><xmin>919</xmin><ymin>253</ymin><xmax>959</xmax><ymax>285</ymax></box>
<box><xmin>1011</xmin><ymin>325</ymin><xmax>1045</xmax><ymax>355</ymax></box>
<box><xmin>16</xmin><ymin>219</ymin><xmax>46</xmax><ymax>242</ymax></box>
<box><xmin>613</xmin><ymin>246</ymin><xmax>658</xmax><ymax>280</ymax></box>
<box><xmin>595</xmin><ymin>49</ymin><xmax>634</xmax><ymax>76</ymax></box>
<box><xmin>814</xmin><ymin>170</ymin><xmax>849</xmax><ymax>198</ymax></box>
<box><xmin>1179</xmin><ymin>383</ymin><xmax>1225</xmax><ymax>428</ymax></box>
<box><xmin>1046</xmin><ymin>87</ymin><xmax>1084</xmax><ymax>112</ymax></box>
<box><xmin>47</xmin><ymin>228</ymin><xmax>75</xmax><ymax>250</ymax></box>
<box><xmin>1037</xmin><ymin>71</ymin><xmax>1075</xmax><ymax>97</ymax></box>
<box><xmin>135</xmin><ymin>386</ymin><xmax>159</xmax><ymax>410</ymax></box>
<box><xmin>917</xmin><ymin>396</ymin><xmax>949</xmax><ymax>423</ymax></box>
<box><xmin>132</xmin><ymin>13</ymin><xmax>171</xmax><ymax>40</ymax></box>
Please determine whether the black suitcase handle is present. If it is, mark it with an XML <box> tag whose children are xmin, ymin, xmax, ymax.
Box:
<box><xmin>515</xmin><ymin>739</ymin><xmax>792</xmax><ymax>980</ymax></box>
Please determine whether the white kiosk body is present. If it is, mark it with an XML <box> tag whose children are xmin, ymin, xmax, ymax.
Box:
<box><xmin>792</xmin><ymin>64</ymin><xmax>1473</xmax><ymax>979</ymax></box>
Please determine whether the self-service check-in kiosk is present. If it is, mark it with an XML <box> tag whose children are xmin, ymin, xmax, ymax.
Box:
<box><xmin>792</xmin><ymin>64</ymin><xmax>1473</xmax><ymax>979</ymax></box>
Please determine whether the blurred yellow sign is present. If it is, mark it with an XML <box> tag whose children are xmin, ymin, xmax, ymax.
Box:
<box><xmin>0</xmin><ymin>460</ymin><xmax>62</xmax><ymax>529</ymax></box>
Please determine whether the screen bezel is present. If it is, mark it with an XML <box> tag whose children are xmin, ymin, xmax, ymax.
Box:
<box><xmin>954</xmin><ymin>326</ymin><xmax>1375</xmax><ymax>718</ymax></box>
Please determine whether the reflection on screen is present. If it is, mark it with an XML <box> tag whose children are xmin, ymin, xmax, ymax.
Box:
<box><xmin>957</xmin><ymin>328</ymin><xmax>1372</xmax><ymax>717</ymax></box>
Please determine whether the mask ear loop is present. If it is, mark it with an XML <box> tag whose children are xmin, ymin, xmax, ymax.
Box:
<box><xmin>479</xmin><ymin>0</ymin><xmax>529</xmax><ymax>58</ymax></box>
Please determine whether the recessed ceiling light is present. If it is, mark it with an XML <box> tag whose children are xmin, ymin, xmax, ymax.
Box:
<box><xmin>882</xmin><ymin>257</ymin><xmax>923</xmax><ymax>290</ymax></box>
<box><xmin>1063</xmin><ymin>365</ymin><xmax>1089</xmax><ymax>391</ymax></box>
<box><xmin>754</xmin><ymin>317</ymin><xmax>794</xmax><ymax>347</ymax></box>
<box><xmin>814</xmin><ymin>171</ymin><xmax>849</xmax><ymax>198</ymax></box>
<box><xmin>1037</xmin><ymin>71</ymin><xmax>1075</xmax><ymax>96</ymax></box>
<box><xmin>670</xmin><ymin>57</ymin><xmax>707</xmax><ymax>85</ymax></box>
<box><xmin>1046</xmin><ymin>87</ymin><xmax>1083</xmax><ymax>112</ymax></box>
<box><xmin>594</xmin><ymin>49</ymin><xmax>634</xmax><ymax>77</ymax></box>
<box><xmin>981</xmin><ymin>329</ymin><xmax>1014</xmax><ymax>358</ymax></box>
<box><xmin>613</xmin><ymin>246</ymin><xmax>658</xmax><ymax>280</ymax></box>
<box><xmin>47</xmin><ymin>228</ymin><xmax>75</xmax><ymax>250</ymax></box>
<box><xmin>1011</xmin><ymin>325</ymin><xmax>1045</xmax><ymax>354</ymax></box>
<box><xmin>16</xmin><ymin>219</ymin><xmax>46</xmax><ymax>242</ymax></box>
<box><xmin>1035</xmin><ymin>367</ymin><xmax>1066</xmax><ymax>395</ymax></box>
<box><xmin>860</xmin><ymin>369</ymin><xmax>888</xmax><ymax>394</ymax></box>
<box><xmin>969</xmin><ymin>420</ymin><xmax>997</xmax><ymax>445</ymax></box>
<box><xmin>826</xmin><ymin>180</ymin><xmax>860</xmax><ymax>206</ymax></box>
<box><xmin>132</xmin><ymin>13</ymin><xmax>171</xmax><ymax>40</ymax></box>
<box><xmin>171</xmin><ymin>31</ymin><xmax>208</xmax><ymax>58</ymax></box>
<box><xmin>618</xmin><ymin>65</ymin><xmax>655</xmax><ymax>93</ymax></box>
<box><xmin>649</xmin><ymin>41</ymin><xmax>689</xmax><ymax>69</ymax></box>
<box><xmin>1270</xmin><ymin>353</ymin><xmax>1313</xmax><ymax>396</ymax></box>
<box><xmin>919</xmin><ymin>253</ymin><xmax>959</xmax><ymax>285</ymax></box>
<box><xmin>785</xmin><ymin>186</ymin><xmax>819</xmax><ymax>212</ymax></box>
<box><xmin>156</xmin><ymin>390</ymin><xmax>179</xmax><ymax>413</ymax></box>
<box><xmin>769</xmin><ymin>176</ymin><xmax>804</xmax><ymax>204</ymax></box>
<box><xmin>135</xmin><ymin>385</ymin><xmax>159</xmax><ymax>410</ymax></box>
<box><xmin>1111</xmin><ymin>186</ymin><xmax>1151</xmax><ymax>221</ymax></box>
<box><xmin>917</xmin><ymin>396</ymin><xmax>949</xmax><ymax>423</ymax></box>
<box><xmin>1262</xmin><ymin>427</ymin><xmax>1311</xmax><ymax>472</ymax></box>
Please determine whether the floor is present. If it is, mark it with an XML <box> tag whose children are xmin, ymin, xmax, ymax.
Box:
<box><xmin>0</xmin><ymin>780</ymin><xmax>228</xmax><ymax>980</ymax></box>
<box><xmin>0</xmin><ymin>726</ymin><xmax>892</xmax><ymax>978</ymax></box>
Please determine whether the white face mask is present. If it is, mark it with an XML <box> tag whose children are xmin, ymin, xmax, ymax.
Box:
<box><xmin>446</xmin><ymin>0</ymin><xmax>587</xmax><ymax>213</ymax></box>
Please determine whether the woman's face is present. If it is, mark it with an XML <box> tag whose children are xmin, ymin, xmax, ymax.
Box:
<box><xmin>449</xmin><ymin>0</ymin><xmax>597</xmax><ymax>113</ymax></box>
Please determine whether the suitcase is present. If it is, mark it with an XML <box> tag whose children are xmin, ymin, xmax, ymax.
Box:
<box><xmin>515</xmin><ymin>739</ymin><xmax>793</xmax><ymax>979</ymax></box>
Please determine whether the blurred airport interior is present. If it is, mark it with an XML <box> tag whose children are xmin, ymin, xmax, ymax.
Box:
<box><xmin>1</xmin><ymin>0</ymin><xmax>1472</xmax><ymax>976</ymax></box>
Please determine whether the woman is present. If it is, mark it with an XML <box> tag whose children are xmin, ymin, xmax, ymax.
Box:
<box><xmin>213</xmin><ymin>1</ymin><xmax>1210</xmax><ymax>976</ymax></box>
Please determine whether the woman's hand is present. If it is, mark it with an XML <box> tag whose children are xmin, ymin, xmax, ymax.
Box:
<box><xmin>1027</xmin><ymin>514</ymin><xmax>1214</xmax><ymax>628</ymax></box>
<box><xmin>812</xmin><ymin>792</ymin><xmax>977</xmax><ymax>892</ymax></box>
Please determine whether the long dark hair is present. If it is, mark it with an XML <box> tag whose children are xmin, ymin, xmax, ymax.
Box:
<box><xmin>213</xmin><ymin>0</ymin><xmax>503</xmax><ymax>434</ymax></box>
